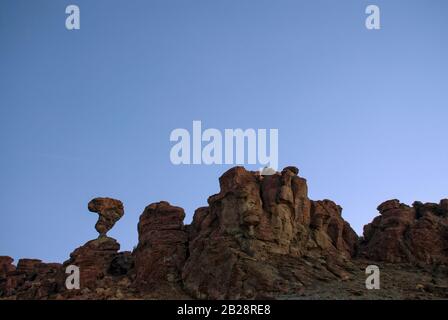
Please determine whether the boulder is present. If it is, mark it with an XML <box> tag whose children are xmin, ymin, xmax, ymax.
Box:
<box><xmin>88</xmin><ymin>197</ymin><xmax>124</xmax><ymax>237</ymax></box>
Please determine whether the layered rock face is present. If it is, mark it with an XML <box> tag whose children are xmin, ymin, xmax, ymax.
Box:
<box><xmin>0</xmin><ymin>256</ymin><xmax>16</xmax><ymax>296</ymax></box>
<box><xmin>1</xmin><ymin>167</ymin><xmax>448</xmax><ymax>300</ymax></box>
<box><xmin>134</xmin><ymin>201</ymin><xmax>188</xmax><ymax>296</ymax></box>
<box><xmin>181</xmin><ymin>166</ymin><xmax>358</xmax><ymax>299</ymax></box>
<box><xmin>361</xmin><ymin>199</ymin><xmax>448</xmax><ymax>264</ymax></box>
<box><xmin>0</xmin><ymin>257</ymin><xmax>61</xmax><ymax>299</ymax></box>
<box><xmin>0</xmin><ymin>256</ymin><xmax>15</xmax><ymax>277</ymax></box>
<box><xmin>63</xmin><ymin>237</ymin><xmax>121</xmax><ymax>289</ymax></box>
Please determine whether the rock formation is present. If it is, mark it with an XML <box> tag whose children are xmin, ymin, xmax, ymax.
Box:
<box><xmin>59</xmin><ymin>197</ymin><xmax>127</xmax><ymax>290</ymax></box>
<box><xmin>0</xmin><ymin>256</ymin><xmax>16</xmax><ymax>296</ymax></box>
<box><xmin>0</xmin><ymin>256</ymin><xmax>61</xmax><ymax>299</ymax></box>
<box><xmin>63</xmin><ymin>237</ymin><xmax>121</xmax><ymax>289</ymax></box>
<box><xmin>0</xmin><ymin>256</ymin><xmax>15</xmax><ymax>277</ymax></box>
<box><xmin>134</xmin><ymin>201</ymin><xmax>188</xmax><ymax>297</ymax></box>
<box><xmin>181</xmin><ymin>166</ymin><xmax>357</xmax><ymax>299</ymax></box>
<box><xmin>1</xmin><ymin>166</ymin><xmax>448</xmax><ymax>300</ymax></box>
<box><xmin>88</xmin><ymin>197</ymin><xmax>124</xmax><ymax>237</ymax></box>
<box><xmin>361</xmin><ymin>199</ymin><xmax>448</xmax><ymax>264</ymax></box>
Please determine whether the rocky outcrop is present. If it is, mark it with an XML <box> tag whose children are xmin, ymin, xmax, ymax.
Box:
<box><xmin>0</xmin><ymin>198</ymin><xmax>127</xmax><ymax>299</ymax></box>
<box><xmin>63</xmin><ymin>237</ymin><xmax>121</xmax><ymax>289</ymax></box>
<box><xmin>0</xmin><ymin>257</ymin><xmax>61</xmax><ymax>299</ymax></box>
<box><xmin>181</xmin><ymin>166</ymin><xmax>358</xmax><ymax>299</ymax></box>
<box><xmin>1</xmin><ymin>166</ymin><xmax>448</xmax><ymax>300</ymax></box>
<box><xmin>0</xmin><ymin>256</ymin><xmax>15</xmax><ymax>277</ymax></box>
<box><xmin>88</xmin><ymin>197</ymin><xmax>124</xmax><ymax>237</ymax></box>
<box><xmin>53</xmin><ymin>197</ymin><xmax>126</xmax><ymax>290</ymax></box>
<box><xmin>14</xmin><ymin>260</ymin><xmax>62</xmax><ymax>299</ymax></box>
<box><xmin>134</xmin><ymin>201</ymin><xmax>188</xmax><ymax>297</ymax></box>
<box><xmin>0</xmin><ymin>256</ymin><xmax>16</xmax><ymax>296</ymax></box>
<box><xmin>361</xmin><ymin>199</ymin><xmax>448</xmax><ymax>264</ymax></box>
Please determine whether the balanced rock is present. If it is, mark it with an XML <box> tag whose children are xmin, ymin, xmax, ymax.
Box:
<box><xmin>59</xmin><ymin>197</ymin><xmax>125</xmax><ymax>290</ymax></box>
<box><xmin>88</xmin><ymin>197</ymin><xmax>124</xmax><ymax>237</ymax></box>
<box><xmin>4</xmin><ymin>166</ymin><xmax>448</xmax><ymax>300</ymax></box>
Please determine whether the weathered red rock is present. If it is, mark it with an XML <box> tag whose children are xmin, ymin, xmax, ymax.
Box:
<box><xmin>134</xmin><ymin>201</ymin><xmax>188</xmax><ymax>295</ymax></box>
<box><xmin>0</xmin><ymin>256</ymin><xmax>15</xmax><ymax>277</ymax></box>
<box><xmin>0</xmin><ymin>256</ymin><xmax>16</xmax><ymax>297</ymax></box>
<box><xmin>1</xmin><ymin>198</ymin><xmax>127</xmax><ymax>299</ymax></box>
<box><xmin>361</xmin><ymin>199</ymin><xmax>448</xmax><ymax>264</ymax></box>
<box><xmin>181</xmin><ymin>166</ymin><xmax>358</xmax><ymax>299</ymax></box>
<box><xmin>3</xmin><ymin>166</ymin><xmax>448</xmax><ymax>300</ymax></box>
<box><xmin>16</xmin><ymin>259</ymin><xmax>42</xmax><ymax>274</ymax></box>
<box><xmin>64</xmin><ymin>237</ymin><xmax>120</xmax><ymax>289</ymax></box>
<box><xmin>0</xmin><ymin>257</ymin><xmax>62</xmax><ymax>299</ymax></box>
<box><xmin>311</xmin><ymin>200</ymin><xmax>358</xmax><ymax>257</ymax></box>
<box><xmin>16</xmin><ymin>261</ymin><xmax>62</xmax><ymax>299</ymax></box>
<box><xmin>88</xmin><ymin>197</ymin><xmax>124</xmax><ymax>237</ymax></box>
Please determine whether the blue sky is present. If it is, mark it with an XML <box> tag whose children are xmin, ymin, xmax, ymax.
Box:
<box><xmin>1</xmin><ymin>0</ymin><xmax>447</xmax><ymax>263</ymax></box>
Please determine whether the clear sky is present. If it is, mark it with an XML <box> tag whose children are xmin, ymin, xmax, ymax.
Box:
<box><xmin>1</xmin><ymin>0</ymin><xmax>447</xmax><ymax>263</ymax></box>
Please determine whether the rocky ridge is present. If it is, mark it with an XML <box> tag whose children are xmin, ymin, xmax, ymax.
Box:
<box><xmin>1</xmin><ymin>166</ymin><xmax>447</xmax><ymax>300</ymax></box>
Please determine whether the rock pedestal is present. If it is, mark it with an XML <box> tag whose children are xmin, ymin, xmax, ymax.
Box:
<box><xmin>134</xmin><ymin>201</ymin><xmax>188</xmax><ymax>295</ymax></box>
<box><xmin>64</xmin><ymin>237</ymin><xmax>120</xmax><ymax>289</ymax></box>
